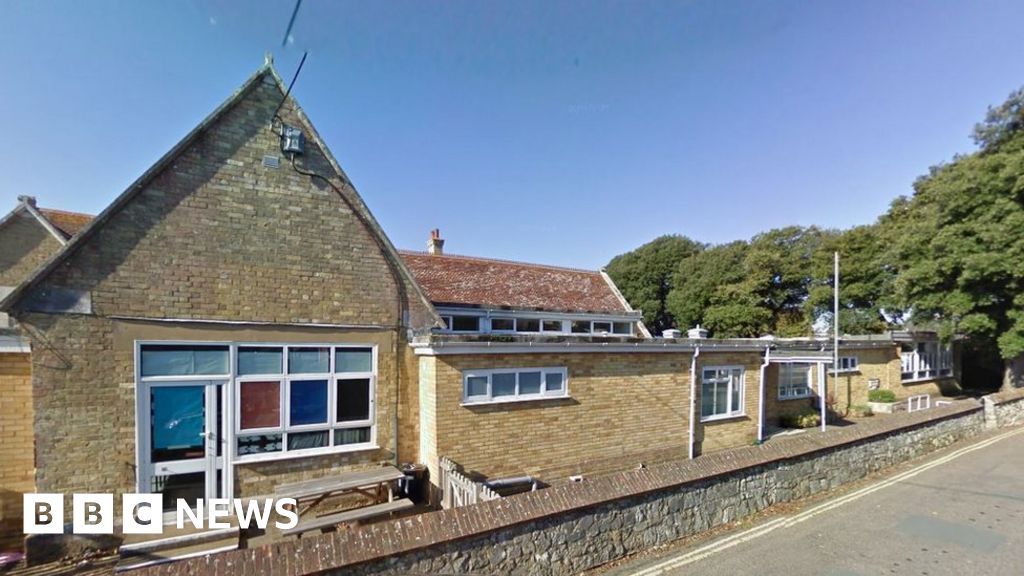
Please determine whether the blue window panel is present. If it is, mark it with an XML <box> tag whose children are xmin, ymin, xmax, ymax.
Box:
<box><xmin>151</xmin><ymin>386</ymin><xmax>205</xmax><ymax>462</ymax></box>
<box><xmin>289</xmin><ymin>379</ymin><xmax>328</xmax><ymax>426</ymax></box>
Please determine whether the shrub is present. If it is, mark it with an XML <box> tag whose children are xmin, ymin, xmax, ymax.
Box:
<box><xmin>868</xmin><ymin>389</ymin><xmax>897</xmax><ymax>403</ymax></box>
<box><xmin>779</xmin><ymin>409</ymin><xmax>821</xmax><ymax>429</ymax></box>
<box><xmin>850</xmin><ymin>404</ymin><xmax>874</xmax><ymax>417</ymax></box>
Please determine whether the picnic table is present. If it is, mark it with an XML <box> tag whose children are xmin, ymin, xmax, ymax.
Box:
<box><xmin>275</xmin><ymin>466</ymin><xmax>406</xmax><ymax>515</ymax></box>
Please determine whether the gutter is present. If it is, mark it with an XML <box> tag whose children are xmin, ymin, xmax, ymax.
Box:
<box><xmin>688</xmin><ymin>345</ymin><xmax>700</xmax><ymax>459</ymax></box>
<box><xmin>411</xmin><ymin>339</ymin><xmax>769</xmax><ymax>356</ymax></box>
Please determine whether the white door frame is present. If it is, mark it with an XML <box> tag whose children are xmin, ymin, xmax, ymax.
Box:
<box><xmin>136</xmin><ymin>379</ymin><xmax>227</xmax><ymax>517</ymax></box>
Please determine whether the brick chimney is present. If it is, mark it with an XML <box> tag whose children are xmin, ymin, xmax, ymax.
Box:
<box><xmin>427</xmin><ymin>229</ymin><xmax>445</xmax><ymax>255</ymax></box>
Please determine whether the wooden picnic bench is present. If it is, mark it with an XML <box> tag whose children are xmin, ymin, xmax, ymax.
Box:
<box><xmin>280</xmin><ymin>498</ymin><xmax>413</xmax><ymax>537</ymax></box>
<box><xmin>274</xmin><ymin>466</ymin><xmax>407</xmax><ymax>518</ymax></box>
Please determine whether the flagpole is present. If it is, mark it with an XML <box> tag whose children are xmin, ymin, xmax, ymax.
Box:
<box><xmin>827</xmin><ymin>251</ymin><xmax>839</xmax><ymax>432</ymax></box>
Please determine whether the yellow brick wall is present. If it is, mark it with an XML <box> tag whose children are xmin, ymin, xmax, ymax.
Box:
<box><xmin>0</xmin><ymin>352</ymin><xmax>33</xmax><ymax>548</ymax></box>
<box><xmin>693</xmin><ymin>352</ymin><xmax>764</xmax><ymax>454</ymax></box>
<box><xmin>0</xmin><ymin>212</ymin><xmax>63</xmax><ymax>287</ymax></box>
<box><xmin>426</xmin><ymin>353</ymin><xmax>690</xmax><ymax>482</ymax></box>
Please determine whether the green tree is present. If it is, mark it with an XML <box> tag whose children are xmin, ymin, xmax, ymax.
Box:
<box><xmin>807</xmin><ymin>224</ymin><xmax>893</xmax><ymax>335</ymax></box>
<box><xmin>605</xmin><ymin>235</ymin><xmax>704</xmax><ymax>334</ymax></box>
<box><xmin>666</xmin><ymin>241</ymin><xmax>751</xmax><ymax>335</ymax></box>
<box><xmin>886</xmin><ymin>87</ymin><xmax>1024</xmax><ymax>387</ymax></box>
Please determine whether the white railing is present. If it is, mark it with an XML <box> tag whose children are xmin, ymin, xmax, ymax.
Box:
<box><xmin>901</xmin><ymin>347</ymin><xmax>953</xmax><ymax>382</ymax></box>
<box><xmin>907</xmin><ymin>394</ymin><xmax>931</xmax><ymax>413</ymax></box>
<box><xmin>439</xmin><ymin>456</ymin><xmax>500</xmax><ymax>509</ymax></box>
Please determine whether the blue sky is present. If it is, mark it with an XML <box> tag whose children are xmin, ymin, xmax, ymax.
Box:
<box><xmin>2</xmin><ymin>1</ymin><xmax>1023</xmax><ymax>269</ymax></box>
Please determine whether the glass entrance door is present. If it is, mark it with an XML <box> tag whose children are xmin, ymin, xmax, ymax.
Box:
<box><xmin>143</xmin><ymin>381</ymin><xmax>223</xmax><ymax>515</ymax></box>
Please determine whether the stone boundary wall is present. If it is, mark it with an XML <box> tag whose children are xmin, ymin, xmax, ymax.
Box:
<box><xmin>984</xmin><ymin>387</ymin><xmax>1024</xmax><ymax>428</ymax></box>
<box><xmin>141</xmin><ymin>401</ymin><xmax>988</xmax><ymax>576</ymax></box>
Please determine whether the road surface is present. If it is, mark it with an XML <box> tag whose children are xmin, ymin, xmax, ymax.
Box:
<box><xmin>605</xmin><ymin>427</ymin><xmax>1024</xmax><ymax>576</ymax></box>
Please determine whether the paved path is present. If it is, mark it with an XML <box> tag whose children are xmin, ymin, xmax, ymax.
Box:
<box><xmin>607</xmin><ymin>427</ymin><xmax>1024</xmax><ymax>576</ymax></box>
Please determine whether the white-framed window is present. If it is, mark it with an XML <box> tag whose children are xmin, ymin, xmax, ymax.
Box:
<box><xmin>778</xmin><ymin>363</ymin><xmax>813</xmax><ymax>399</ymax></box>
<box><xmin>441</xmin><ymin>315</ymin><xmax>481</xmax><ymax>332</ymax></box>
<box><xmin>701</xmin><ymin>366</ymin><xmax>744</xmax><ymax>421</ymax></box>
<box><xmin>836</xmin><ymin>356</ymin><xmax>859</xmax><ymax>373</ymax></box>
<box><xmin>233</xmin><ymin>344</ymin><xmax>375</xmax><ymax>459</ymax></box>
<box><xmin>462</xmin><ymin>367</ymin><xmax>568</xmax><ymax>405</ymax></box>
<box><xmin>139</xmin><ymin>342</ymin><xmax>377</xmax><ymax>463</ymax></box>
<box><xmin>489</xmin><ymin>317</ymin><xmax>515</xmax><ymax>332</ymax></box>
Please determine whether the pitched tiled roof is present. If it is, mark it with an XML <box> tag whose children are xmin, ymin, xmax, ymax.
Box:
<box><xmin>38</xmin><ymin>208</ymin><xmax>93</xmax><ymax>238</ymax></box>
<box><xmin>400</xmin><ymin>251</ymin><xmax>632</xmax><ymax>315</ymax></box>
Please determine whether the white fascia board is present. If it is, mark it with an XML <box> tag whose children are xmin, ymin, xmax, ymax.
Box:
<box><xmin>411</xmin><ymin>340</ymin><xmax>767</xmax><ymax>356</ymax></box>
<box><xmin>434</xmin><ymin>306</ymin><xmax>643</xmax><ymax>322</ymax></box>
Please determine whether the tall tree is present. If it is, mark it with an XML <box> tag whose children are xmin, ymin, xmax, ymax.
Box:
<box><xmin>885</xmin><ymin>86</ymin><xmax>1024</xmax><ymax>387</ymax></box>
<box><xmin>666</xmin><ymin>241</ymin><xmax>753</xmax><ymax>335</ymax></box>
<box><xmin>605</xmin><ymin>235</ymin><xmax>704</xmax><ymax>334</ymax></box>
<box><xmin>806</xmin><ymin>224</ymin><xmax>893</xmax><ymax>335</ymax></box>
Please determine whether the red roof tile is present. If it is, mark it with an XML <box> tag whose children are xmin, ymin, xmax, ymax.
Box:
<box><xmin>400</xmin><ymin>251</ymin><xmax>632</xmax><ymax>314</ymax></box>
<box><xmin>38</xmin><ymin>208</ymin><xmax>93</xmax><ymax>238</ymax></box>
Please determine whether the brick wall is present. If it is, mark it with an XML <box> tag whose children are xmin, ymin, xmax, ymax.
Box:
<box><xmin>136</xmin><ymin>400</ymin><xmax>987</xmax><ymax>576</ymax></box>
<box><xmin>825</xmin><ymin>345</ymin><xmax>900</xmax><ymax>411</ymax></box>
<box><xmin>12</xmin><ymin>71</ymin><xmax>431</xmax><ymax>501</ymax></box>
<box><xmin>0</xmin><ymin>352</ymin><xmax>32</xmax><ymax>548</ymax></box>
<box><xmin>424</xmin><ymin>352</ymin><xmax>690</xmax><ymax>483</ymax></box>
<box><xmin>693</xmin><ymin>351</ymin><xmax>764</xmax><ymax>454</ymax></box>
<box><xmin>0</xmin><ymin>211</ymin><xmax>62</xmax><ymax>288</ymax></box>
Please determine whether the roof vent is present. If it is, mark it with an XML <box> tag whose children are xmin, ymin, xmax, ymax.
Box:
<box><xmin>280</xmin><ymin>124</ymin><xmax>305</xmax><ymax>155</ymax></box>
<box><xmin>687</xmin><ymin>325</ymin><xmax>708</xmax><ymax>339</ymax></box>
<box><xmin>662</xmin><ymin>329</ymin><xmax>682</xmax><ymax>339</ymax></box>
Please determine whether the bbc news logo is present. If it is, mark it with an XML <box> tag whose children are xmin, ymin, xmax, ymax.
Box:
<box><xmin>24</xmin><ymin>494</ymin><xmax>299</xmax><ymax>534</ymax></box>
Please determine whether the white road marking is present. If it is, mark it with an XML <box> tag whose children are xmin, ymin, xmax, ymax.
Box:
<box><xmin>627</xmin><ymin>427</ymin><xmax>1024</xmax><ymax>576</ymax></box>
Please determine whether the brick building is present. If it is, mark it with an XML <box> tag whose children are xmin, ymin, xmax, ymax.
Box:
<box><xmin>0</xmin><ymin>196</ymin><xmax>92</xmax><ymax>547</ymax></box>
<box><xmin>0</xmin><ymin>61</ymin><xmax>960</xmax><ymax>547</ymax></box>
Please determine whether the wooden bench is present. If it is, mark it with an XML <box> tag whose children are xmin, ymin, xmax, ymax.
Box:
<box><xmin>281</xmin><ymin>498</ymin><xmax>413</xmax><ymax>537</ymax></box>
<box><xmin>275</xmin><ymin>466</ymin><xmax>406</xmax><ymax>516</ymax></box>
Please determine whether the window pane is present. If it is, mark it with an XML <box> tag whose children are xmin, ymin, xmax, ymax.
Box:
<box><xmin>491</xmin><ymin>318</ymin><xmax>514</xmax><ymax>331</ymax></box>
<box><xmin>240</xmin><ymin>381</ymin><xmax>281</xmax><ymax>430</ymax></box>
<box><xmin>466</xmin><ymin>376</ymin><xmax>488</xmax><ymax>398</ymax></box>
<box><xmin>287</xmin><ymin>431</ymin><xmax>328</xmax><ymax>450</ymax></box>
<box><xmin>542</xmin><ymin>320</ymin><xmax>562</xmax><ymax>332</ymax></box>
<box><xmin>151</xmin><ymin>386</ymin><xmax>205</xmax><ymax>463</ymax></box>
<box><xmin>730</xmin><ymin>371</ymin><xmax>742</xmax><ymax>412</ymax></box>
<box><xmin>336</xmin><ymin>348</ymin><xmax>372</xmax><ymax>373</ymax></box>
<box><xmin>141</xmin><ymin>345</ymin><xmax>228</xmax><ymax>377</ymax></box>
<box><xmin>571</xmin><ymin>320</ymin><xmax>591</xmax><ymax>334</ymax></box>
<box><xmin>289</xmin><ymin>379</ymin><xmax>328</xmax><ymax>426</ymax></box>
<box><xmin>516</xmin><ymin>319</ymin><xmax>541</xmax><ymax>333</ymax></box>
<box><xmin>335</xmin><ymin>427</ymin><xmax>371</xmax><ymax>446</ymax></box>
<box><xmin>288</xmin><ymin>347</ymin><xmax>329</xmax><ymax>374</ymax></box>
<box><xmin>337</xmin><ymin>378</ymin><xmax>371</xmax><ymax>422</ymax></box>
<box><xmin>492</xmin><ymin>373</ymin><xmax>516</xmax><ymax>397</ymax></box>
<box><xmin>613</xmin><ymin>322</ymin><xmax>632</xmax><ymax>335</ymax></box>
<box><xmin>701</xmin><ymin>380</ymin><xmax>717</xmax><ymax>417</ymax></box>
<box><xmin>238</xmin><ymin>347</ymin><xmax>283</xmax><ymax>375</ymax></box>
<box><xmin>545</xmin><ymin>372</ymin><xmax>564</xmax><ymax>392</ymax></box>
<box><xmin>237</xmin><ymin>434</ymin><xmax>282</xmax><ymax>455</ymax></box>
<box><xmin>519</xmin><ymin>371</ymin><xmax>542</xmax><ymax>394</ymax></box>
<box><xmin>592</xmin><ymin>322</ymin><xmax>612</xmax><ymax>334</ymax></box>
<box><xmin>451</xmin><ymin>316</ymin><xmax>480</xmax><ymax>331</ymax></box>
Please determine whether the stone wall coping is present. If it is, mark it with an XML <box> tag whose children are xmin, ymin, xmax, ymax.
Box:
<box><xmin>986</xmin><ymin>387</ymin><xmax>1024</xmax><ymax>404</ymax></box>
<box><xmin>137</xmin><ymin>399</ymin><xmax>981</xmax><ymax>576</ymax></box>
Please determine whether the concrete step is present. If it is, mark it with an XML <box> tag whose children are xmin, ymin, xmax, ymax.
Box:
<box><xmin>115</xmin><ymin>527</ymin><xmax>239</xmax><ymax>572</ymax></box>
